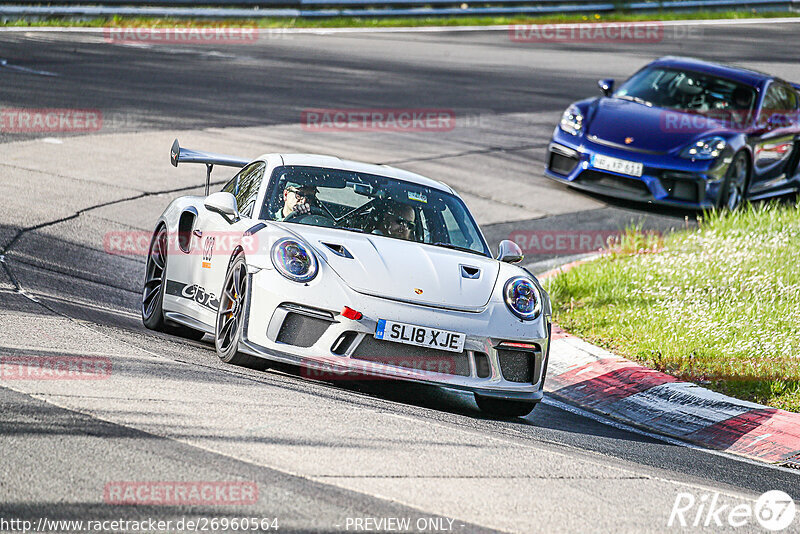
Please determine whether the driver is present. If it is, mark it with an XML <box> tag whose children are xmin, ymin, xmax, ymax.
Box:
<box><xmin>274</xmin><ymin>181</ymin><xmax>318</xmax><ymax>221</ymax></box>
<box><xmin>373</xmin><ymin>202</ymin><xmax>417</xmax><ymax>241</ymax></box>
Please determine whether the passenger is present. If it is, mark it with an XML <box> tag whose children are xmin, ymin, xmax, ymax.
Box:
<box><xmin>373</xmin><ymin>203</ymin><xmax>417</xmax><ymax>241</ymax></box>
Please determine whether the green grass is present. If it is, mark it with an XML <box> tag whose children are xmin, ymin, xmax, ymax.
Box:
<box><xmin>1</xmin><ymin>10</ymin><xmax>798</xmax><ymax>28</ymax></box>
<box><xmin>545</xmin><ymin>201</ymin><xmax>800</xmax><ymax>412</ymax></box>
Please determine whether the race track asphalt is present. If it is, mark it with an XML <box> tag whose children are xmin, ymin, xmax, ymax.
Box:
<box><xmin>1</xmin><ymin>21</ymin><xmax>799</xmax><ymax>533</ymax></box>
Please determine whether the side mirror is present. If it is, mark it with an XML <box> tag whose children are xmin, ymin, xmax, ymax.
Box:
<box><xmin>204</xmin><ymin>191</ymin><xmax>238</xmax><ymax>222</ymax></box>
<box><xmin>496</xmin><ymin>240</ymin><xmax>523</xmax><ymax>264</ymax></box>
<box><xmin>598</xmin><ymin>78</ymin><xmax>614</xmax><ymax>97</ymax></box>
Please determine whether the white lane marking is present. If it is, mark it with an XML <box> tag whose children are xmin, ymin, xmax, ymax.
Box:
<box><xmin>0</xmin><ymin>58</ymin><xmax>58</xmax><ymax>76</ymax></box>
<box><xmin>541</xmin><ymin>396</ymin><xmax>797</xmax><ymax>475</ymax></box>
<box><xmin>0</xmin><ymin>17</ymin><xmax>798</xmax><ymax>35</ymax></box>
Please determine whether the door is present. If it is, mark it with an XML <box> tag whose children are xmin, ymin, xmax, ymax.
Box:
<box><xmin>192</xmin><ymin>161</ymin><xmax>266</xmax><ymax>325</ymax></box>
<box><xmin>751</xmin><ymin>82</ymin><xmax>799</xmax><ymax>192</ymax></box>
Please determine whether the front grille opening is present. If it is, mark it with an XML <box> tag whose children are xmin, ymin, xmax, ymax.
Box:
<box><xmin>331</xmin><ymin>331</ymin><xmax>359</xmax><ymax>355</ymax></box>
<box><xmin>474</xmin><ymin>352</ymin><xmax>491</xmax><ymax>378</ymax></box>
<box><xmin>548</xmin><ymin>150</ymin><xmax>579</xmax><ymax>176</ymax></box>
<box><xmin>577</xmin><ymin>170</ymin><xmax>651</xmax><ymax>197</ymax></box>
<box><xmin>661</xmin><ymin>175</ymin><xmax>700</xmax><ymax>203</ymax></box>
<box><xmin>352</xmin><ymin>337</ymin><xmax>470</xmax><ymax>377</ymax></box>
<box><xmin>276</xmin><ymin>312</ymin><xmax>331</xmax><ymax>348</ymax></box>
<box><xmin>497</xmin><ymin>348</ymin><xmax>542</xmax><ymax>383</ymax></box>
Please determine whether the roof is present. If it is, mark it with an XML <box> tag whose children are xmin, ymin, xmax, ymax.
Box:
<box><xmin>259</xmin><ymin>153</ymin><xmax>454</xmax><ymax>193</ymax></box>
<box><xmin>649</xmin><ymin>56</ymin><xmax>773</xmax><ymax>87</ymax></box>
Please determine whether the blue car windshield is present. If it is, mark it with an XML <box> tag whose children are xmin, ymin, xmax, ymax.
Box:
<box><xmin>260</xmin><ymin>165</ymin><xmax>491</xmax><ymax>257</ymax></box>
<box><xmin>615</xmin><ymin>67</ymin><xmax>758</xmax><ymax>115</ymax></box>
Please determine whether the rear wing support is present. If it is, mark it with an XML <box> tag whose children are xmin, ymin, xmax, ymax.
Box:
<box><xmin>170</xmin><ymin>138</ymin><xmax>249</xmax><ymax>196</ymax></box>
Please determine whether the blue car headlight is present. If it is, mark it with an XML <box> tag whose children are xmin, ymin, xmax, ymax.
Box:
<box><xmin>559</xmin><ymin>106</ymin><xmax>584</xmax><ymax>136</ymax></box>
<box><xmin>504</xmin><ymin>277</ymin><xmax>542</xmax><ymax>321</ymax></box>
<box><xmin>271</xmin><ymin>238</ymin><xmax>318</xmax><ymax>282</ymax></box>
<box><xmin>680</xmin><ymin>136</ymin><xmax>727</xmax><ymax>160</ymax></box>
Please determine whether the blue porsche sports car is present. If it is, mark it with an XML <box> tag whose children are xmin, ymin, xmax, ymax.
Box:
<box><xmin>545</xmin><ymin>56</ymin><xmax>800</xmax><ymax>209</ymax></box>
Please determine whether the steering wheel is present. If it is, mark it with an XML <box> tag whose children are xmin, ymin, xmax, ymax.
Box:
<box><xmin>284</xmin><ymin>205</ymin><xmax>335</xmax><ymax>225</ymax></box>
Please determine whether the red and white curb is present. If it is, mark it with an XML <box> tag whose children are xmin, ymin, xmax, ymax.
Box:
<box><xmin>539</xmin><ymin>268</ymin><xmax>800</xmax><ymax>467</ymax></box>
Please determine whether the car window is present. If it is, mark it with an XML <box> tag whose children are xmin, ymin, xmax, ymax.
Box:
<box><xmin>440</xmin><ymin>202</ymin><xmax>481</xmax><ymax>250</ymax></box>
<box><xmin>762</xmin><ymin>83</ymin><xmax>797</xmax><ymax>115</ymax></box>
<box><xmin>259</xmin><ymin>165</ymin><xmax>491</xmax><ymax>257</ymax></box>
<box><xmin>221</xmin><ymin>176</ymin><xmax>237</xmax><ymax>195</ymax></box>
<box><xmin>222</xmin><ymin>162</ymin><xmax>265</xmax><ymax>218</ymax></box>
<box><xmin>235</xmin><ymin>162</ymin><xmax>265</xmax><ymax>218</ymax></box>
<box><xmin>615</xmin><ymin>67</ymin><xmax>757</xmax><ymax>114</ymax></box>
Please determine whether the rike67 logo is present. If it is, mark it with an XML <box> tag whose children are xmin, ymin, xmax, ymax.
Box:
<box><xmin>669</xmin><ymin>490</ymin><xmax>795</xmax><ymax>531</ymax></box>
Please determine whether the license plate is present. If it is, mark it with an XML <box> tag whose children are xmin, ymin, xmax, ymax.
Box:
<box><xmin>375</xmin><ymin>319</ymin><xmax>465</xmax><ymax>353</ymax></box>
<box><xmin>592</xmin><ymin>154</ymin><xmax>643</xmax><ymax>177</ymax></box>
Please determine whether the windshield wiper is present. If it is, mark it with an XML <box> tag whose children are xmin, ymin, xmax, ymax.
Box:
<box><xmin>338</xmin><ymin>226</ymin><xmax>366</xmax><ymax>233</ymax></box>
<box><xmin>430</xmin><ymin>242</ymin><xmax>488</xmax><ymax>257</ymax></box>
<box><xmin>617</xmin><ymin>95</ymin><xmax>653</xmax><ymax>107</ymax></box>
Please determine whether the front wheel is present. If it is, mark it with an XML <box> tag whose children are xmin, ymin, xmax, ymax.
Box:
<box><xmin>474</xmin><ymin>394</ymin><xmax>536</xmax><ymax>418</ymax></box>
<box><xmin>215</xmin><ymin>253</ymin><xmax>268</xmax><ymax>370</ymax></box>
<box><xmin>719</xmin><ymin>151</ymin><xmax>749</xmax><ymax>211</ymax></box>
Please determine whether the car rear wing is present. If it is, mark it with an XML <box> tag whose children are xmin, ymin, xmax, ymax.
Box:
<box><xmin>170</xmin><ymin>138</ymin><xmax>249</xmax><ymax>195</ymax></box>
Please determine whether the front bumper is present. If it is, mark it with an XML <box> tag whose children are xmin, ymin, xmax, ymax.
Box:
<box><xmin>544</xmin><ymin>129</ymin><xmax>732</xmax><ymax>209</ymax></box>
<box><xmin>238</xmin><ymin>269</ymin><xmax>550</xmax><ymax>402</ymax></box>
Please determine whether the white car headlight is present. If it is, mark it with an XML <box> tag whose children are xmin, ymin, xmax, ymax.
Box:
<box><xmin>559</xmin><ymin>106</ymin><xmax>584</xmax><ymax>136</ymax></box>
<box><xmin>504</xmin><ymin>277</ymin><xmax>542</xmax><ymax>321</ymax></box>
<box><xmin>680</xmin><ymin>136</ymin><xmax>727</xmax><ymax>160</ymax></box>
<box><xmin>271</xmin><ymin>238</ymin><xmax>318</xmax><ymax>282</ymax></box>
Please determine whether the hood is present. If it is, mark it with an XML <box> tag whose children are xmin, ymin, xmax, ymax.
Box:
<box><xmin>281</xmin><ymin>224</ymin><xmax>500</xmax><ymax>310</ymax></box>
<box><xmin>586</xmin><ymin>98</ymin><xmax>730</xmax><ymax>153</ymax></box>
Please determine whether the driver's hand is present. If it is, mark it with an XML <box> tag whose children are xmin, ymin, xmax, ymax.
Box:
<box><xmin>293</xmin><ymin>202</ymin><xmax>311</xmax><ymax>215</ymax></box>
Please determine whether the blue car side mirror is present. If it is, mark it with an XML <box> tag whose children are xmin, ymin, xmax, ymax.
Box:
<box><xmin>598</xmin><ymin>79</ymin><xmax>614</xmax><ymax>97</ymax></box>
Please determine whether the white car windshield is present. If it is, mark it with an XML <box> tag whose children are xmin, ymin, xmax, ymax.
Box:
<box><xmin>261</xmin><ymin>165</ymin><xmax>491</xmax><ymax>257</ymax></box>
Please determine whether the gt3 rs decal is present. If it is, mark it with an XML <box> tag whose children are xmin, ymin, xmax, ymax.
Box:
<box><xmin>165</xmin><ymin>280</ymin><xmax>219</xmax><ymax>311</ymax></box>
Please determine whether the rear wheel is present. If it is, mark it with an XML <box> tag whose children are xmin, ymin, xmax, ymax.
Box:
<box><xmin>719</xmin><ymin>151</ymin><xmax>749</xmax><ymax>211</ymax></box>
<box><xmin>141</xmin><ymin>225</ymin><xmax>205</xmax><ymax>341</ymax></box>
<box><xmin>474</xmin><ymin>394</ymin><xmax>537</xmax><ymax>418</ymax></box>
<box><xmin>215</xmin><ymin>253</ymin><xmax>268</xmax><ymax>370</ymax></box>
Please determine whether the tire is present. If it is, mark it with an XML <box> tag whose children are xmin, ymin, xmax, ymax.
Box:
<box><xmin>215</xmin><ymin>252</ymin><xmax>268</xmax><ymax>370</ymax></box>
<box><xmin>474</xmin><ymin>394</ymin><xmax>537</xmax><ymax>418</ymax></box>
<box><xmin>141</xmin><ymin>225</ymin><xmax>206</xmax><ymax>341</ymax></box>
<box><xmin>719</xmin><ymin>151</ymin><xmax>749</xmax><ymax>211</ymax></box>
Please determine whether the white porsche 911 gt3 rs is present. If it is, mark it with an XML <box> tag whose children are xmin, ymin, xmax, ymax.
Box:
<box><xmin>142</xmin><ymin>139</ymin><xmax>552</xmax><ymax>417</ymax></box>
